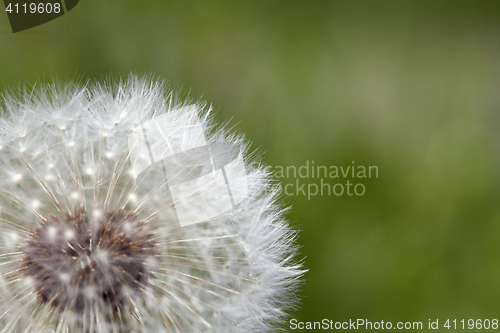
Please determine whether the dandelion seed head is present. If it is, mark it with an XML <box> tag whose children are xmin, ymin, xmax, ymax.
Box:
<box><xmin>8</xmin><ymin>231</ymin><xmax>18</xmax><ymax>244</ymax></box>
<box><xmin>31</xmin><ymin>200</ymin><xmax>40</xmax><ymax>209</ymax></box>
<box><xmin>21</xmin><ymin>208</ymin><xmax>158</xmax><ymax>313</ymax></box>
<box><xmin>46</xmin><ymin>226</ymin><xmax>58</xmax><ymax>240</ymax></box>
<box><xmin>11</xmin><ymin>173</ymin><xmax>22</xmax><ymax>182</ymax></box>
<box><xmin>127</xmin><ymin>193</ymin><xmax>137</xmax><ymax>204</ymax></box>
<box><xmin>92</xmin><ymin>209</ymin><xmax>102</xmax><ymax>219</ymax></box>
<box><xmin>63</xmin><ymin>228</ymin><xmax>75</xmax><ymax>240</ymax></box>
<box><xmin>0</xmin><ymin>76</ymin><xmax>304</xmax><ymax>332</ymax></box>
<box><xmin>59</xmin><ymin>273</ymin><xmax>70</xmax><ymax>283</ymax></box>
<box><xmin>21</xmin><ymin>276</ymin><xmax>35</xmax><ymax>288</ymax></box>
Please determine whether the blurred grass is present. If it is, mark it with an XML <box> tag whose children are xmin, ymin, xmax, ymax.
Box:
<box><xmin>2</xmin><ymin>1</ymin><xmax>500</xmax><ymax>331</ymax></box>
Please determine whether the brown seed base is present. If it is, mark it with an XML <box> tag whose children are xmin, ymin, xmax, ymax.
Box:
<box><xmin>21</xmin><ymin>207</ymin><xmax>158</xmax><ymax>313</ymax></box>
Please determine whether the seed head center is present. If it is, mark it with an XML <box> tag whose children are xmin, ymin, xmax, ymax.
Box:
<box><xmin>21</xmin><ymin>208</ymin><xmax>158</xmax><ymax>313</ymax></box>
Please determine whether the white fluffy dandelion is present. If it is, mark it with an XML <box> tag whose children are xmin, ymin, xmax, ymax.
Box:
<box><xmin>0</xmin><ymin>76</ymin><xmax>303</xmax><ymax>332</ymax></box>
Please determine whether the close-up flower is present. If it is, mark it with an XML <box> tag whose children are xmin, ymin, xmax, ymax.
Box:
<box><xmin>0</xmin><ymin>76</ymin><xmax>303</xmax><ymax>332</ymax></box>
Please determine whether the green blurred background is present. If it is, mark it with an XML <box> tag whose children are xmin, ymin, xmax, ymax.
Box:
<box><xmin>2</xmin><ymin>1</ymin><xmax>500</xmax><ymax>331</ymax></box>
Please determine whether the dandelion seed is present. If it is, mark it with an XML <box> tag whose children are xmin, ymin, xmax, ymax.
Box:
<box><xmin>0</xmin><ymin>76</ymin><xmax>304</xmax><ymax>332</ymax></box>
